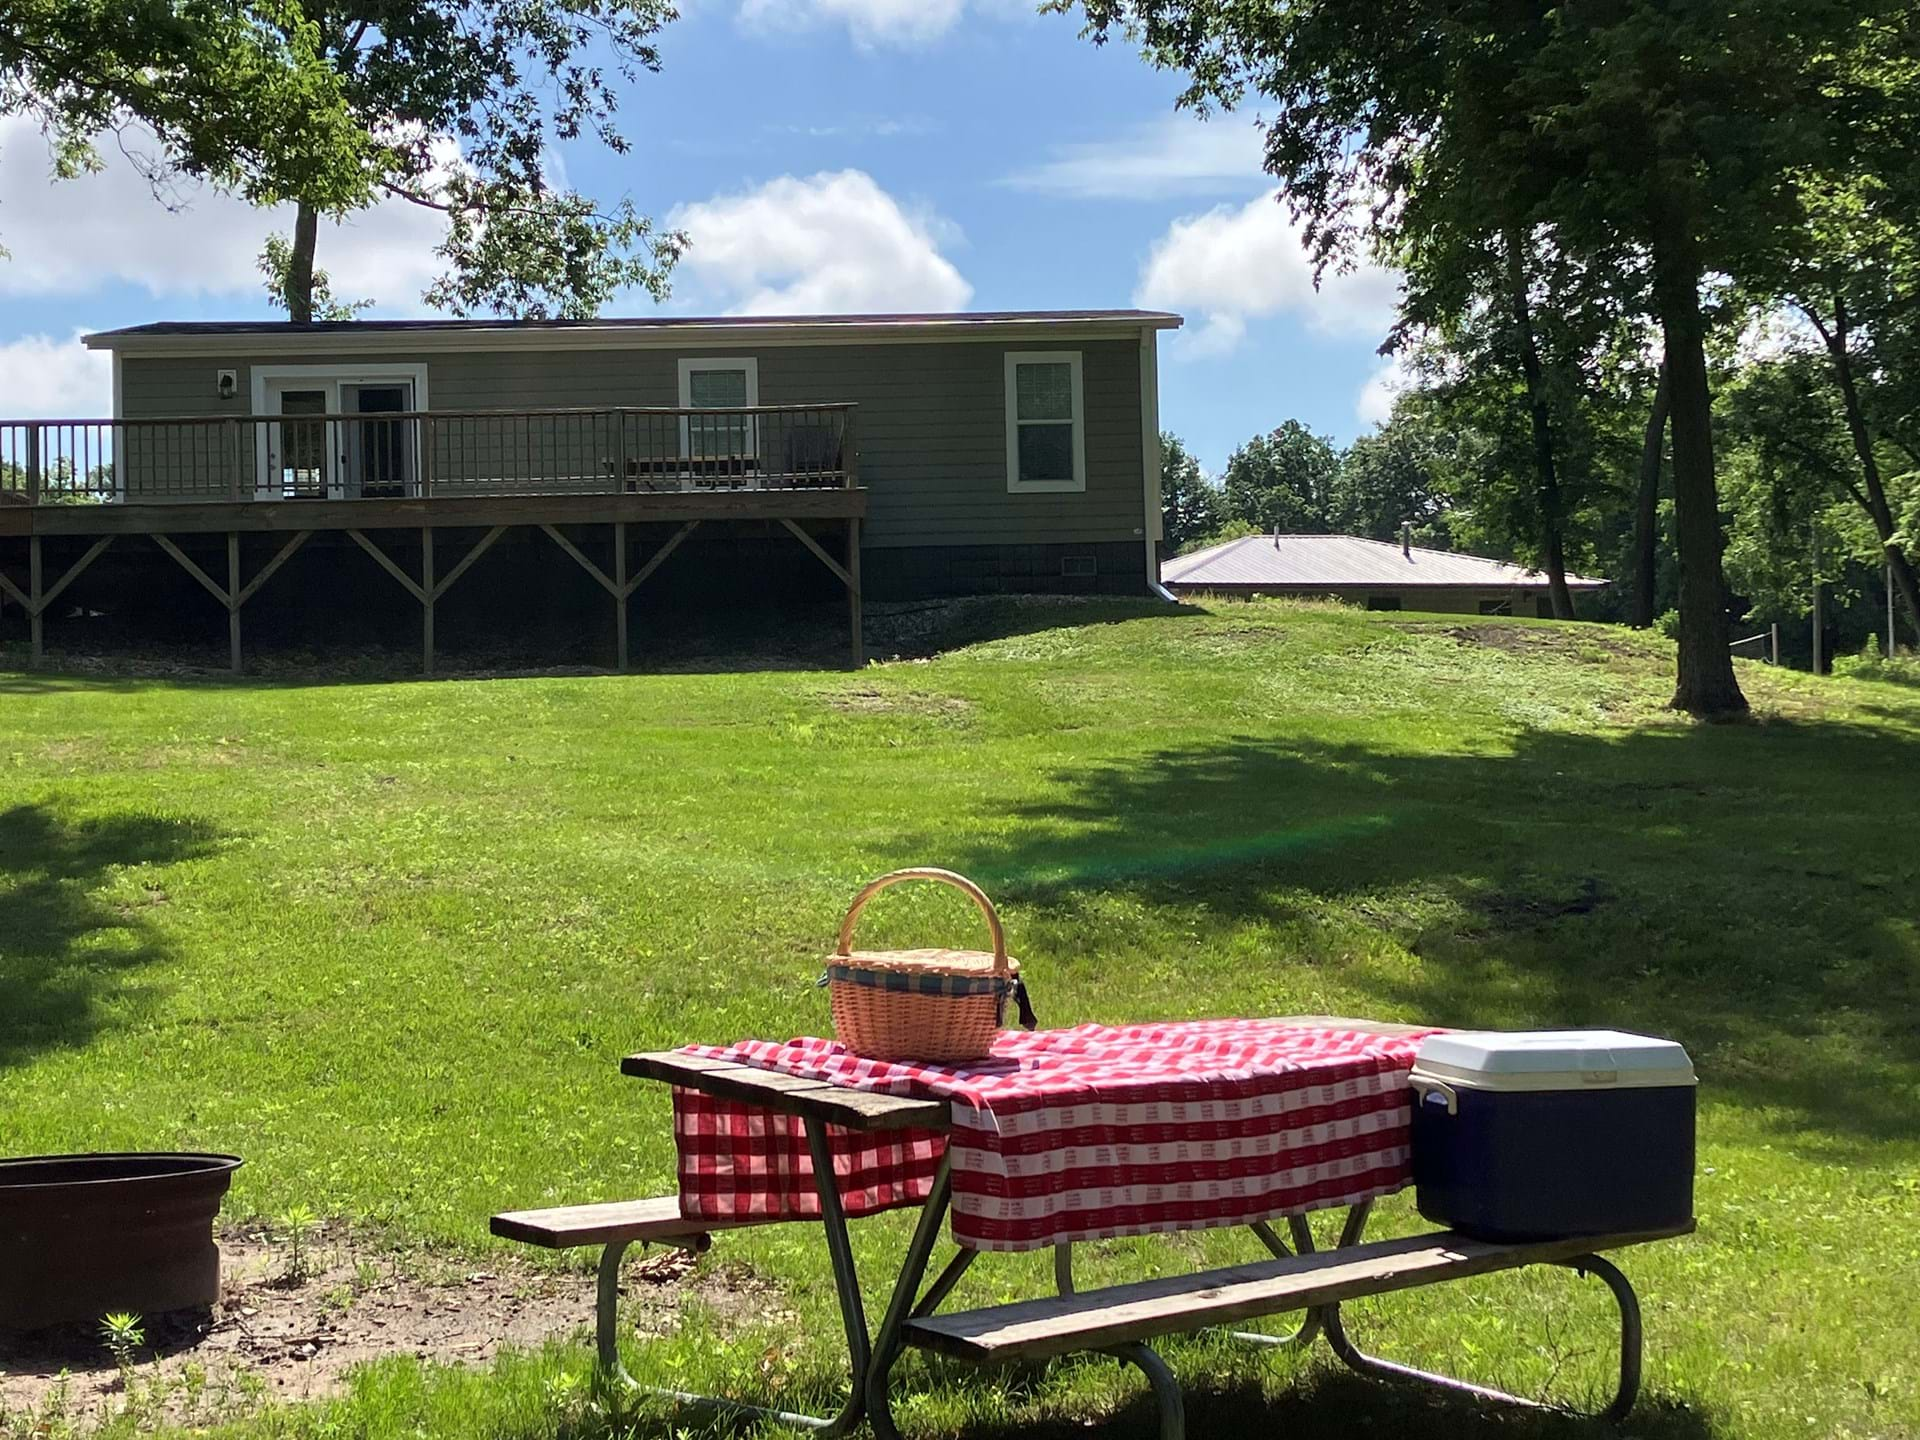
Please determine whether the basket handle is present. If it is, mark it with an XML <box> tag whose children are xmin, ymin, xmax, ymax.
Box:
<box><xmin>835</xmin><ymin>868</ymin><xmax>1009</xmax><ymax>979</ymax></box>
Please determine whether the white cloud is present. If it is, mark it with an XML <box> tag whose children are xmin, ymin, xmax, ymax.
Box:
<box><xmin>734</xmin><ymin>0</ymin><xmax>1033</xmax><ymax>48</ymax></box>
<box><xmin>0</xmin><ymin>117</ymin><xmax>446</xmax><ymax>311</ymax></box>
<box><xmin>1135</xmin><ymin>190</ymin><xmax>1402</xmax><ymax>356</ymax></box>
<box><xmin>738</xmin><ymin>0</ymin><xmax>968</xmax><ymax>47</ymax></box>
<box><xmin>668</xmin><ymin>170</ymin><xmax>972</xmax><ymax>314</ymax></box>
<box><xmin>1005</xmin><ymin>114</ymin><xmax>1268</xmax><ymax>200</ymax></box>
<box><xmin>0</xmin><ymin>332</ymin><xmax>112</xmax><ymax>417</ymax></box>
<box><xmin>1356</xmin><ymin>355</ymin><xmax>1412</xmax><ymax>427</ymax></box>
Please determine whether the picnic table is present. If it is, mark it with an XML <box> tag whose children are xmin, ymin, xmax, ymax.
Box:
<box><xmin>494</xmin><ymin>1017</ymin><xmax>1691</xmax><ymax>1440</ymax></box>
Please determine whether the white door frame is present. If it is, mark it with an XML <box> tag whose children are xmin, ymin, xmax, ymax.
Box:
<box><xmin>251</xmin><ymin>363</ymin><xmax>429</xmax><ymax>499</ymax></box>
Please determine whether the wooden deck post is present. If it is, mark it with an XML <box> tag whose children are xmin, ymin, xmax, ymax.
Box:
<box><xmin>28</xmin><ymin>534</ymin><xmax>42</xmax><ymax>666</ymax></box>
<box><xmin>227</xmin><ymin>532</ymin><xmax>242</xmax><ymax>672</ymax></box>
<box><xmin>24</xmin><ymin>423</ymin><xmax>41</xmax><ymax>505</ymax></box>
<box><xmin>613</xmin><ymin>521</ymin><xmax>629</xmax><ymax>672</ymax></box>
<box><xmin>848</xmin><ymin>517</ymin><xmax>863</xmax><ymax>669</ymax></box>
<box><xmin>422</xmin><ymin>527</ymin><xmax>436</xmax><ymax>676</ymax></box>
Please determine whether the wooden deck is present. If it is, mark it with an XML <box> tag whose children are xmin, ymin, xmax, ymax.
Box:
<box><xmin>0</xmin><ymin>405</ymin><xmax>869</xmax><ymax>674</ymax></box>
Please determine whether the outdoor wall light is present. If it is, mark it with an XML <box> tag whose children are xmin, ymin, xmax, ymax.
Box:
<box><xmin>216</xmin><ymin>369</ymin><xmax>238</xmax><ymax>400</ymax></box>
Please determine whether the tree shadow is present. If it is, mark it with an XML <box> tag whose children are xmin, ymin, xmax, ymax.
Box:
<box><xmin>601</xmin><ymin>1368</ymin><xmax>1719</xmax><ymax>1440</ymax></box>
<box><xmin>0</xmin><ymin>804</ymin><xmax>224</xmax><ymax>1070</ymax></box>
<box><xmin>902</xmin><ymin>718</ymin><xmax>1920</xmax><ymax>1155</ymax></box>
<box><xmin>0</xmin><ymin>596</ymin><xmax>1192</xmax><ymax>689</ymax></box>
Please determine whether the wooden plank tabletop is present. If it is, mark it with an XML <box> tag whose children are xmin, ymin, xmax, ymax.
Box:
<box><xmin>622</xmin><ymin>1050</ymin><xmax>951</xmax><ymax>1133</ymax></box>
<box><xmin>1266</xmin><ymin>1014</ymin><xmax>1436</xmax><ymax>1038</ymax></box>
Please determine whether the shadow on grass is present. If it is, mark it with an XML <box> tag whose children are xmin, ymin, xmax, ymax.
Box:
<box><xmin>594</xmin><ymin>1369</ymin><xmax>1720</xmax><ymax>1440</ymax></box>
<box><xmin>0</xmin><ymin>803</ymin><xmax>223</xmax><ymax>1070</ymax></box>
<box><xmin>0</xmin><ymin>596</ymin><xmax>1188</xmax><ymax>690</ymax></box>
<box><xmin>903</xmin><ymin>718</ymin><xmax>1920</xmax><ymax>1154</ymax></box>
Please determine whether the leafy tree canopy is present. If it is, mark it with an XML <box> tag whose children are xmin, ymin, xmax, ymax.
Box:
<box><xmin>262</xmin><ymin>0</ymin><xmax>685</xmax><ymax>321</ymax></box>
<box><xmin>1221</xmin><ymin>420</ymin><xmax>1341</xmax><ymax>534</ymax></box>
<box><xmin>0</xmin><ymin>0</ymin><xmax>369</xmax><ymax>211</ymax></box>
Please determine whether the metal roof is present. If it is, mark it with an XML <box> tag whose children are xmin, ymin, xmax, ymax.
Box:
<box><xmin>1162</xmin><ymin>534</ymin><xmax>1609</xmax><ymax>591</ymax></box>
<box><xmin>85</xmin><ymin>309</ymin><xmax>1182</xmax><ymax>345</ymax></box>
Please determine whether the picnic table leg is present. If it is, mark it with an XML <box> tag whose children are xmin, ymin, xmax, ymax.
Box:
<box><xmin>596</xmin><ymin>1119</ymin><xmax>873</xmax><ymax>1435</ymax></box>
<box><xmin>1309</xmin><ymin>1205</ymin><xmax>1646</xmax><ymax>1423</ymax></box>
<box><xmin>865</xmin><ymin>1152</ymin><xmax>954</xmax><ymax>1440</ymax></box>
<box><xmin>1055</xmin><ymin>1242</ymin><xmax>1187</xmax><ymax>1440</ymax></box>
<box><xmin>1229</xmin><ymin>1219</ymin><xmax>1323</xmax><ymax>1352</ymax></box>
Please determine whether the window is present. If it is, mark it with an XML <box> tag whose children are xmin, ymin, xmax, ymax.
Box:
<box><xmin>678</xmin><ymin>356</ymin><xmax>759</xmax><ymax>463</ymax></box>
<box><xmin>1366</xmin><ymin>595</ymin><xmax>1403</xmax><ymax>612</ymax></box>
<box><xmin>1479</xmin><ymin>597</ymin><xmax>1513</xmax><ymax>616</ymax></box>
<box><xmin>1005</xmin><ymin>351</ymin><xmax>1086</xmax><ymax>493</ymax></box>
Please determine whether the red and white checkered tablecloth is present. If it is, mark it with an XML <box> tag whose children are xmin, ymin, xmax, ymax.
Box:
<box><xmin>672</xmin><ymin>1019</ymin><xmax>1438</xmax><ymax>1252</ymax></box>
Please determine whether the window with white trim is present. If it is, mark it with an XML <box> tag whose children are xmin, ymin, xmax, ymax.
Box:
<box><xmin>1005</xmin><ymin>350</ymin><xmax>1086</xmax><ymax>492</ymax></box>
<box><xmin>677</xmin><ymin>356</ymin><xmax>759</xmax><ymax>461</ymax></box>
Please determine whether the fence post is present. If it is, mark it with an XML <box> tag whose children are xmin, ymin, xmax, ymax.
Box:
<box><xmin>228</xmin><ymin>418</ymin><xmax>245</xmax><ymax>500</ymax></box>
<box><xmin>24</xmin><ymin>422</ymin><xmax>41</xmax><ymax>504</ymax></box>
<box><xmin>419</xmin><ymin>414</ymin><xmax>434</xmax><ymax>499</ymax></box>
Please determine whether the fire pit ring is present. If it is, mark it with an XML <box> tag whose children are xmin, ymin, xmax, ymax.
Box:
<box><xmin>0</xmin><ymin>1153</ymin><xmax>243</xmax><ymax>1332</ymax></box>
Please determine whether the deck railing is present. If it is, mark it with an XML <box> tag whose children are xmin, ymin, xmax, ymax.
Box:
<box><xmin>0</xmin><ymin>404</ymin><xmax>858</xmax><ymax>504</ymax></box>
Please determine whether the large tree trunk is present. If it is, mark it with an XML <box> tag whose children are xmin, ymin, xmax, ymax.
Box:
<box><xmin>1504</xmin><ymin>228</ymin><xmax>1575</xmax><ymax>619</ymax></box>
<box><xmin>1648</xmin><ymin>201</ymin><xmax>1747</xmax><ymax>717</ymax></box>
<box><xmin>1631</xmin><ymin>361</ymin><xmax>1671</xmax><ymax>628</ymax></box>
<box><xmin>1819</xmin><ymin>297</ymin><xmax>1920</xmax><ymax>651</ymax></box>
<box><xmin>285</xmin><ymin>200</ymin><xmax>318</xmax><ymax>323</ymax></box>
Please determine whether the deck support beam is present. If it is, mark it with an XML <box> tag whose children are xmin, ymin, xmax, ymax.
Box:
<box><xmin>777</xmin><ymin>518</ymin><xmax>863</xmax><ymax>669</ymax></box>
<box><xmin>848</xmin><ymin>518</ymin><xmax>863</xmax><ymax>669</ymax></box>
<box><xmin>540</xmin><ymin>520</ymin><xmax>700</xmax><ymax>672</ymax></box>
<box><xmin>8</xmin><ymin>535</ymin><xmax>116</xmax><ymax>668</ymax></box>
<box><xmin>613</xmin><ymin>522</ymin><xmax>628</xmax><ymax>671</ymax></box>
<box><xmin>149</xmin><ymin>530</ymin><xmax>312</xmax><ymax>674</ymax></box>
<box><xmin>348</xmin><ymin>526</ymin><xmax>505</xmax><ymax>676</ymax></box>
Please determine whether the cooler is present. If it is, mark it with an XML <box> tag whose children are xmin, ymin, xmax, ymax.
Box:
<box><xmin>1408</xmin><ymin>1029</ymin><xmax>1696</xmax><ymax>1241</ymax></box>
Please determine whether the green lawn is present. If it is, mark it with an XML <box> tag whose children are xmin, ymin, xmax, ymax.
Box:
<box><xmin>3</xmin><ymin>599</ymin><xmax>1917</xmax><ymax>1439</ymax></box>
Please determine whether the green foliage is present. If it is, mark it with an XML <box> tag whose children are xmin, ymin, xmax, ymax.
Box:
<box><xmin>0</xmin><ymin>1</ymin><xmax>370</xmax><ymax>210</ymax></box>
<box><xmin>1333</xmin><ymin>394</ymin><xmax>1456</xmax><ymax>546</ymax></box>
<box><xmin>98</xmin><ymin>1310</ymin><xmax>144</xmax><ymax>1371</ymax></box>
<box><xmin>1158</xmin><ymin>432</ymin><xmax>1221</xmax><ymax>554</ymax></box>
<box><xmin>258</xmin><ymin>231</ymin><xmax>370</xmax><ymax>321</ymax></box>
<box><xmin>270</xmin><ymin>0</ymin><xmax>683</xmax><ymax>320</ymax></box>
<box><xmin>1833</xmin><ymin>644</ymin><xmax>1920</xmax><ymax>684</ymax></box>
<box><xmin>1220</xmin><ymin>420</ymin><xmax>1340</xmax><ymax>533</ymax></box>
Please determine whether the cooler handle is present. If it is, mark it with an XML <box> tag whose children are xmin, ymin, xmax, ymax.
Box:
<box><xmin>1410</xmin><ymin>1076</ymin><xmax>1459</xmax><ymax>1115</ymax></box>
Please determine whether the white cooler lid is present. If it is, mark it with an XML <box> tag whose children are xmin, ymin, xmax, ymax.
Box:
<box><xmin>1411</xmin><ymin>1029</ymin><xmax>1696</xmax><ymax>1093</ymax></box>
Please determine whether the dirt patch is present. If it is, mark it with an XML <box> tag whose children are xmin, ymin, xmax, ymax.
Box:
<box><xmin>0</xmin><ymin>1223</ymin><xmax>776</xmax><ymax>1429</ymax></box>
<box><xmin>1432</xmin><ymin>623</ymin><xmax>1641</xmax><ymax>659</ymax></box>
<box><xmin>1471</xmin><ymin>877</ymin><xmax>1613</xmax><ymax>935</ymax></box>
<box><xmin>824</xmin><ymin>687</ymin><xmax>973</xmax><ymax>719</ymax></box>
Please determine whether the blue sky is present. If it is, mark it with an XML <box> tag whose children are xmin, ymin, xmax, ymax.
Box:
<box><xmin>0</xmin><ymin>0</ymin><xmax>1404</xmax><ymax>473</ymax></box>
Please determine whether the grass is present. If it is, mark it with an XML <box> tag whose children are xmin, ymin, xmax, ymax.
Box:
<box><xmin>2</xmin><ymin>597</ymin><xmax>1917</xmax><ymax>1440</ymax></box>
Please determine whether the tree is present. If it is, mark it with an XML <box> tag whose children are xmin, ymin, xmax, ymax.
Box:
<box><xmin>1630</xmin><ymin>363</ymin><xmax>1672</xmax><ymax>628</ymax></box>
<box><xmin>254</xmin><ymin>2</ymin><xmax>683</xmax><ymax>322</ymax></box>
<box><xmin>1055</xmin><ymin>0</ymin><xmax>1896</xmax><ymax>715</ymax></box>
<box><xmin>1723</xmin><ymin>347</ymin><xmax>1920</xmax><ymax>650</ymax></box>
<box><xmin>1221</xmin><ymin>421</ymin><xmax>1339</xmax><ymax>534</ymax></box>
<box><xmin>0</xmin><ymin>1</ymin><xmax>368</xmax><ymax>218</ymax></box>
<box><xmin>1332</xmin><ymin>396</ymin><xmax>1452</xmax><ymax>545</ymax></box>
<box><xmin>1159</xmin><ymin>432</ymin><xmax>1220</xmax><ymax>554</ymax></box>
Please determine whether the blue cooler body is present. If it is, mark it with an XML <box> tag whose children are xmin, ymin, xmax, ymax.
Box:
<box><xmin>1409</xmin><ymin>1030</ymin><xmax>1696</xmax><ymax>1242</ymax></box>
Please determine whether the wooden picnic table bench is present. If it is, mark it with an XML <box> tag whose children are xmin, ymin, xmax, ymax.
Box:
<box><xmin>489</xmin><ymin>1020</ymin><xmax>1691</xmax><ymax>1439</ymax></box>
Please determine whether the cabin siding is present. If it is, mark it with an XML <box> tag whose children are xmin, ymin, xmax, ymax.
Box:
<box><xmin>117</xmin><ymin>337</ymin><xmax>1148</xmax><ymax>550</ymax></box>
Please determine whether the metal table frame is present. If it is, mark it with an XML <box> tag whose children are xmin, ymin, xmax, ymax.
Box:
<box><xmin>619</xmin><ymin>1025</ymin><xmax>1656</xmax><ymax>1438</ymax></box>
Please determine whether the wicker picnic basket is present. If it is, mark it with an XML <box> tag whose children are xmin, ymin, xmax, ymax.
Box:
<box><xmin>826</xmin><ymin>868</ymin><xmax>1023</xmax><ymax>1063</ymax></box>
